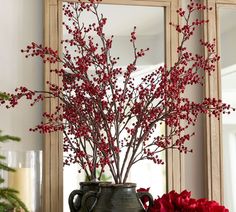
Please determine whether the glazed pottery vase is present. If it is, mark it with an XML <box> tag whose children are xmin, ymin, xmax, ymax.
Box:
<box><xmin>82</xmin><ymin>183</ymin><xmax>153</xmax><ymax>212</ymax></box>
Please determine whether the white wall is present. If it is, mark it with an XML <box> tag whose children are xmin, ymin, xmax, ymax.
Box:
<box><xmin>0</xmin><ymin>0</ymin><xmax>208</xmax><ymax>206</ymax></box>
<box><xmin>180</xmin><ymin>0</ymin><xmax>205</xmax><ymax>199</ymax></box>
<box><xmin>0</xmin><ymin>0</ymin><xmax>43</xmax><ymax>151</ymax></box>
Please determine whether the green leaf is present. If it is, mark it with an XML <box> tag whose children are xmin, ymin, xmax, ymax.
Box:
<box><xmin>0</xmin><ymin>178</ymin><xmax>5</xmax><ymax>184</ymax></box>
<box><xmin>0</xmin><ymin>202</ymin><xmax>14</xmax><ymax>211</ymax></box>
<box><xmin>0</xmin><ymin>135</ymin><xmax>21</xmax><ymax>142</ymax></box>
<box><xmin>0</xmin><ymin>92</ymin><xmax>10</xmax><ymax>101</ymax></box>
<box><xmin>0</xmin><ymin>162</ymin><xmax>15</xmax><ymax>172</ymax></box>
<box><xmin>0</xmin><ymin>188</ymin><xmax>29</xmax><ymax>212</ymax></box>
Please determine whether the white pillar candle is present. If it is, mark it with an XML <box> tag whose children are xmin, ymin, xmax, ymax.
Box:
<box><xmin>8</xmin><ymin>168</ymin><xmax>32</xmax><ymax>210</ymax></box>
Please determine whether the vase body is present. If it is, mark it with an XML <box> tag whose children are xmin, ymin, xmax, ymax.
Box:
<box><xmin>68</xmin><ymin>181</ymin><xmax>101</xmax><ymax>212</ymax></box>
<box><xmin>82</xmin><ymin>183</ymin><xmax>153</xmax><ymax>212</ymax></box>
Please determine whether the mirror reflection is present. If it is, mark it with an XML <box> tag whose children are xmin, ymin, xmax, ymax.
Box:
<box><xmin>219</xmin><ymin>7</ymin><xmax>236</xmax><ymax>211</ymax></box>
<box><xmin>62</xmin><ymin>3</ymin><xmax>165</xmax><ymax>211</ymax></box>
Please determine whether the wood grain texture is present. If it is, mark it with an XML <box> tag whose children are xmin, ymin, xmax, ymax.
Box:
<box><xmin>216</xmin><ymin>0</ymin><xmax>236</xmax><ymax>3</ymax></box>
<box><xmin>49</xmin><ymin>6</ymin><xmax>60</xmax><ymax>211</ymax></box>
<box><xmin>204</xmin><ymin>0</ymin><xmax>236</xmax><ymax>204</ymax></box>
<box><xmin>43</xmin><ymin>0</ymin><xmax>52</xmax><ymax>211</ymax></box>
<box><xmin>43</xmin><ymin>0</ymin><xmax>63</xmax><ymax>211</ymax></box>
<box><xmin>204</xmin><ymin>0</ymin><xmax>222</xmax><ymax>203</ymax></box>
<box><xmin>172</xmin><ymin>0</ymin><xmax>182</xmax><ymax>193</ymax></box>
<box><xmin>166</xmin><ymin>0</ymin><xmax>182</xmax><ymax>193</ymax></box>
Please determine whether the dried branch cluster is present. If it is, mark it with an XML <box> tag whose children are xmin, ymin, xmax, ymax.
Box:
<box><xmin>1</xmin><ymin>0</ymin><xmax>234</xmax><ymax>183</ymax></box>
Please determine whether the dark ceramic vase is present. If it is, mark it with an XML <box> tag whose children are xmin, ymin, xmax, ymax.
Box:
<box><xmin>68</xmin><ymin>182</ymin><xmax>102</xmax><ymax>212</ymax></box>
<box><xmin>82</xmin><ymin>183</ymin><xmax>153</xmax><ymax>212</ymax></box>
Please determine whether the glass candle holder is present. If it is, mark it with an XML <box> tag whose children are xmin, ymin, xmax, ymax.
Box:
<box><xmin>2</xmin><ymin>150</ymin><xmax>42</xmax><ymax>212</ymax></box>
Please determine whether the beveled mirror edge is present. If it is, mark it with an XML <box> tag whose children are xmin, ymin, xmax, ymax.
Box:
<box><xmin>43</xmin><ymin>0</ymin><xmax>180</xmax><ymax>211</ymax></box>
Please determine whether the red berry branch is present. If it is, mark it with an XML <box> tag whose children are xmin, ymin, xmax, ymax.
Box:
<box><xmin>1</xmin><ymin>0</ymin><xmax>234</xmax><ymax>183</ymax></box>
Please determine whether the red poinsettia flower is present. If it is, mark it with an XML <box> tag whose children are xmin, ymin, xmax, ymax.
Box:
<box><xmin>149</xmin><ymin>197</ymin><xmax>174</xmax><ymax>212</ymax></box>
<box><xmin>194</xmin><ymin>199</ymin><xmax>229</xmax><ymax>212</ymax></box>
<box><xmin>138</xmin><ymin>188</ymin><xmax>229</xmax><ymax>212</ymax></box>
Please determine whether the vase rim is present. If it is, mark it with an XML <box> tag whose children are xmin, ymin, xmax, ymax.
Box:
<box><xmin>79</xmin><ymin>181</ymin><xmax>100</xmax><ymax>186</ymax></box>
<box><xmin>79</xmin><ymin>181</ymin><xmax>112</xmax><ymax>186</ymax></box>
<box><xmin>99</xmin><ymin>183</ymin><xmax>136</xmax><ymax>188</ymax></box>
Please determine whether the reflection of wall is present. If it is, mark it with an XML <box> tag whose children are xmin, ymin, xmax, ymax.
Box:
<box><xmin>221</xmin><ymin>11</ymin><xmax>236</xmax><ymax>210</ymax></box>
<box><xmin>0</xmin><ymin>0</ymin><xmax>43</xmax><ymax>151</ymax></box>
<box><xmin>221</xmin><ymin>27</ymin><xmax>236</xmax><ymax>69</ymax></box>
<box><xmin>111</xmin><ymin>34</ymin><xmax>164</xmax><ymax>66</ymax></box>
<box><xmin>223</xmin><ymin>125</ymin><xmax>236</xmax><ymax>212</ymax></box>
<box><xmin>222</xmin><ymin>91</ymin><xmax>236</xmax><ymax>124</ymax></box>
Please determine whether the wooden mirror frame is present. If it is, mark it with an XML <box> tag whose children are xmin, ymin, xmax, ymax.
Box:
<box><xmin>43</xmin><ymin>0</ymin><xmax>180</xmax><ymax>211</ymax></box>
<box><xmin>204</xmin><ymin>0</ymin><xmax>236</xmax><ymax>204</ymax></box>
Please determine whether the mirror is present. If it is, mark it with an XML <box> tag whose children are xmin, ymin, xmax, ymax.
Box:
<box><xmin>219</xmin><ymin>7</ymin><xmax>236</xmax><ymax>211</ymax></box>
<box><xmin>62</xmin><ymin>2</ymin><xmax>166</xmax><ymax>211</ymax></box>
<box><xmin>43</xmin><ymin>0</ymin><xmax>179</xmax><ymax>210</ymax></box>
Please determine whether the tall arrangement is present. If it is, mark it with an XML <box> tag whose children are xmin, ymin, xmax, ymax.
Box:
<box><xmin>1</xmin><ymin>0</ymin><xmax>233</xmax><ymax>184</ymax></box>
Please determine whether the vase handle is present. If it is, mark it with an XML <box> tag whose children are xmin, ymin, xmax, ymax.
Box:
<box><xmin>81</xmin><ymin>191</ymin><xmax>98</xmax><ymax>212</ymax></box>
<box><xmin>68</xmin><ymin>189</ymin><xmax>84</xmax><ymax>212</ymax></box>
<box><xmin>137</xmin><ymin>191</ymin><xmax>154</xmax><ymax>211</ymax></box>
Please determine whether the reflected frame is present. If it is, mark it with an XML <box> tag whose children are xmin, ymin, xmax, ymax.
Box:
<box><xmin>204</xmin><ymin>0</ymin><xmax>236</xmax><ymax>205</ymax></box>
